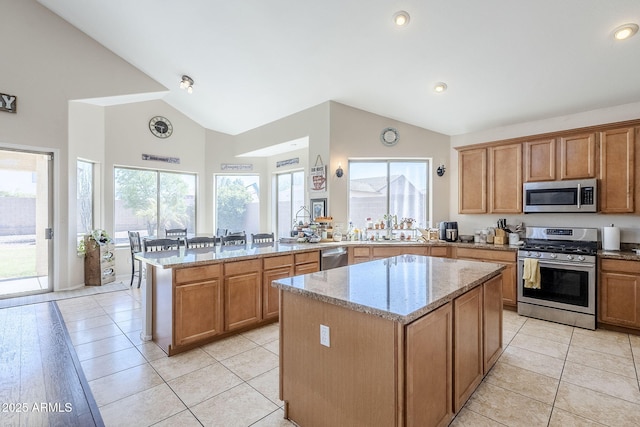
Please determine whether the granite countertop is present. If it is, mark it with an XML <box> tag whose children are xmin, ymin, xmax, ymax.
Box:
<box><xmin>598</xmin><ymin>249</ymin><xmax>640</xmax><ymax>261</ymax></box>
<box><xmin>272</xmin><ymin>255</ymin><xmax>505</xmax><ymax>324</ymax></box>
<box><xmin>135</xmin><ymin>239</ymin><xmax>521</xmax><ymax>268</ymax></box>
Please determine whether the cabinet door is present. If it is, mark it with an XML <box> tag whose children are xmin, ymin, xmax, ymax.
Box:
<box><xmin>559</xmin><ymin>133</ymin><xmax>596</xmax><ymax>179</ymax></box>
<box><xmin>224</xmin><ymin>270</ymin><xmax>261</xmax><ymax>331</ymax></box>
<box><xmin>175</xmin><ymin>280</ymin><xmax>222</xmax><ymax>346</ymax></box>
<box><xmin>453</xmin><ymin>286</ymin><xmax>483</xmax><ymax>413</ymax></box>
<box><xmin>600</xmin><ymin>271</ymin><xmax>640</xmax><ymax>328</ymax></box>
<box><xmin>429</xmin><ymin>246</ymin><xmax>450</xmax><ymax>258</ymax></box>
<box><xmin>488</xmin><ymin>143</ymin><xmax>522</xmax><ymax>213</ymax></box>
<box><xmin>483</xmin><ymin>276</ymin><xmax>503</xmax><ymax>373</ymax></box>
<box><xmin>599</xmin><ymin>127</ymin><xmax>635</xmax><ymax>213</ymax></box>
<box><xmin>501</xmin><ymin>263</ymin><xmax>517</xmax><ymax>308</ymax></box>
<box><xmin>458</xmin><ymin>148</ymin><xmax>487</xmax><ymax>213</ymax></box>
<box><xmin>406</xmin><ymin>303</ymin><xmax>453</xmax><ymax>427</ymax></box>
<box><xmin>263</xmin><ymin>266</ymin><xmax>292</xmax><ymax>320</ymax></box>
<box><xmin>524</xmin><ymin>138</ymin><xmax>556</xmax><ymax>182</ymax></box>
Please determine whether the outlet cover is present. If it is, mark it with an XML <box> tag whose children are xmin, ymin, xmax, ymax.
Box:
<box><xmin>320</xmin><ymin>324</ymin><xmax>330</xmax><ymax>347</ymax></box>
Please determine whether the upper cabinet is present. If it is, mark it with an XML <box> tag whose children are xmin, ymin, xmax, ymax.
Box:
<box><xmin>559</xmin><ymin>133</ymin><xmax>596</xmax><ymax>180</ymax></box>
<box><xmin>488</xmin><ymin>144</ymin><xmax>522</xmax><ymax>213</ymax></box>
<box><xmin>599</xmin><ymin>127</ymin><xmax>635</xmax><ymax>213</ymax></box>
<box><xmin>457</xmin><ymin>119</ymin><xmax>640</xmax><ymax>214</ymax></box>
<box><xmin>458</xmin><ymin>148</ymin><xmax>487</xmax><ymax>214</ymax></box>
<box><xmin>524</xmin><ymin>138</ymin><xmax>555</xmax><ymax>182</ymax></box>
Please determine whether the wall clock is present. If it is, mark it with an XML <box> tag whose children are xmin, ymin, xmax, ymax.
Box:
<box><xmin>149</xmin><ymin>116</ymin><xmax>173</xmax><ymax>138</ymax></box>
<box><xmin>380</xmin><ymin>127</ymin><xmax>399</xmax><ymax>146</ymax></box>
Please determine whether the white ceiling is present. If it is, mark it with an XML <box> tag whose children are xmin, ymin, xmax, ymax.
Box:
<box><xmin>39</xmin><ymin>0</ymin><xmax>640</xmax><ymax>137</ymax></box>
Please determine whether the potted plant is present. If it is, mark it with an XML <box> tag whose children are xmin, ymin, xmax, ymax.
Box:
<box><xmin>78</xmin><ymin>229</ymin><xmax>113</xmax><ymax>256</ymax></box>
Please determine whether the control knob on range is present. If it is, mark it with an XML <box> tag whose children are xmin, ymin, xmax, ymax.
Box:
<box><xmin>577</xmin><ymin>255</ymin><xmax>585</xmax><ymax>261</ymax></box>
<box><xmin>566</xmin><ymin>255</ymin><xmax>573</xmax><ymax>261</ymax></box>
<box><xmin>549</xmin><ymin>253</ymin><xmax>557</xmax><ymax>259</ymax></box>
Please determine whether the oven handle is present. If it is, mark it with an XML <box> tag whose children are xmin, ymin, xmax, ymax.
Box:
<box><xmin>518</xmin><ymin>259</ymin><xmax>595</xmax><ymax>269</ymax></box>
<box><xmin>577</xmin><ymin>183</ymin><xmax>581</xmax><ymax>209</ymax></box>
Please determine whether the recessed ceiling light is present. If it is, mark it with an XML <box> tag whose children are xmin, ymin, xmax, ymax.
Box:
<box><xmin>434</xmin><ymin>82</ymin><xmax>448</xmax><ymax>93</ymax></box>
<box><xmin>613</xmin><ymin>23</ymin><xmax>638</xmax><ymax>40</ymax></box>
<box><xmin>393</xmin><ymin>11</ymin><xmax>410</xmax><ymax>27</ymax></box>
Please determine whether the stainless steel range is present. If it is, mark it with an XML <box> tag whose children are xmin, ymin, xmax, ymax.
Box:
<box><xmin>517</xmin><ymin>226</ymin><xmax>598</xmax><ymax>330</ymax></box>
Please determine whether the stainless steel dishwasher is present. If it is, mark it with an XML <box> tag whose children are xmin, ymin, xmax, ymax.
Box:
<box><xmin>320</xmin><ymin>247</ymin><xmax>348</xmax><ymax>270</ymax></box>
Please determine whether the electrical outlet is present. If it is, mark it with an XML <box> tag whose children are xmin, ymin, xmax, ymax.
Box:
<box><xmin>320</xmin><ymin>324</ymin><xmax>330</xmax><ymax>347</ymax></box>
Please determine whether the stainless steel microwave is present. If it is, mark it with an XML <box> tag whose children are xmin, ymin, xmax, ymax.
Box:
<box><xmin>523</xmin><ymin>178</ymin><xmax>597</xmax><ymax>213</ymax></box>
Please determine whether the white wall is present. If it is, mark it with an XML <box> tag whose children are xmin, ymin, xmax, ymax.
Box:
<box><xmin>1</xmin><ymin>0</ymin><xmax>166</xmax><ymax>290</ymax></box>
<box><xmin>449</xmin><ymin>102</ymin><xmax>640</xmax><ymax>243</ymax></box>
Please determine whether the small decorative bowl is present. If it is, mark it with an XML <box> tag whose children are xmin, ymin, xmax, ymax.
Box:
<box><xmin>459</xmin><ymin>235</ymin><xmax>474</xmax><ymax>243</ymax></box>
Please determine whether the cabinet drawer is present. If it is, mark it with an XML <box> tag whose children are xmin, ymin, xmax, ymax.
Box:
<box><xmin>295</xmin><ymin>251</ymin><xmax>319</xmax><ymax>265</ymax></box>
<box><xmin>372</xmin><ymin>247</ymin><xmax>401</xmax><ymax>257</ymax></box>
<box><xmin>352</xmin><ymin>247</ymin><xmax>371</xmax><ymax>257</ymax></box>
<box><xmin>264</xmin><ymin>255</ymin><xmax>294</xmax><ymax>270</ymax></box>
<box><xmin>225</xmin><ymin>259</ymin><xmax>261</xmax><ymax>276</ymax></box>
<box><xmin>455</xmin><ymin>247</ymin><xmax>515</xmax><ymax>263</ymax></box>
<box><xmin>430</xmin><ymin>246</ymin><xmax>450</xmax><ymax>257</ymax></box>
<box><xmin>176</xmin><ymin>264</ymin><xmax>221</xmax><ymax>284</ymax></box>
<box><xmin>601</xmin><ymin>259</ymin><xmax>640</xmax><ymax>275</ymax></box>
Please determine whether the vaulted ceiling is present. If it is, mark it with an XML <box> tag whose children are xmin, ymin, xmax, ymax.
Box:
<box><xmin>39</xmin><ymin>0</ymin><xmax>640</xmax><ymax>136</ymax></box>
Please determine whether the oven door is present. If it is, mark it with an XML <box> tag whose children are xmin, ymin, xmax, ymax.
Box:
<box><xmin>517</xmin><ymin>258</ymin><xmax>595</xmax><ymax>315</ymax></box>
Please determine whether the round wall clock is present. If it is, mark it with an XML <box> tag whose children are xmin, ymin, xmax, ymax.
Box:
<box><xmin>149</xmin><ymin>116</ymin><xmax>173</xmax><ymax>138</ymax></box>
<box><xmin>380</xmin><ymin>127</ymin><xmax>399</xmax><ymax>146</ymax></box>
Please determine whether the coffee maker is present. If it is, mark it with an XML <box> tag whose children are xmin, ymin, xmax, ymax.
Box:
<box><xmin>439</xmin><ymin>221</ymin><xmax>458</xmax><ymax>242</ymax></box>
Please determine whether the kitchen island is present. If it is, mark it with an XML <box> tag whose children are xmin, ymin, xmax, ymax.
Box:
<box><xmin>273</xmin><ymin>255</ymin><xmax>505</xmax><ymax>427</ymax></box>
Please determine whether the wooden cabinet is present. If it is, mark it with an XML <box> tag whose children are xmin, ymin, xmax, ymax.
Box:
<box><xmin>599</xmin><ymin>259</ymin><xmax>640</xmax><ymax>329</ymax></box>
<box><xmin>294</xmin><ymin>251</ymin><xmax>320</xmax><ymax>274</ymax></box>
<box><xmin>559</xmin><ymin>132</ymin><xmax>596</xmax><ymax>179</ymax></box>
<box><xmin>524</xmin><ymin>138</ymin><xmax>556</xmax><ymax>182</ymax></box>
<box><xmin>84</xmin><ymin>237</ymin><xmax>115</xmax><ymax>286</ymax></box>
<box><xmin>349</xmin><ymin>245</ymin><xmax>450</xmax><ymax>264</ymax></box>
<box><xmin>453</xmin><ymin>286</ymin><xmax>483</xmax><ymax>413</ymax></box>
<box><xmin>406</xmin><ymin>302</ymin><xmax>453</xmax><ymax>427</ymax></box>
<box><xmin>224</xmin><ymin>259</ymin><xmax>261</xmax><ymax>331</ymax></box>
<box><xmin>599</xmin><ymin>127</ymin><xmax>635</xmax><ymax>213</ymax></box>
<box><xmin>454</xmin><ymin>247</ymin><xmax>516</xmax><ymax>309</ymax></box>
<box><xmin>262</xmin><ymin>255</ymin><xmax>294</xmax><ymax>320</ymax></box>
<box><xmin>349</xmin><ymin>246</ymin><xmax>371</xmax><ymax>264</ymax></box>
<box><xmin>488</xmin><ymin>143</ymin><xmax>522</xmax><ymax>213</ymax></box>
<box><xmin>483</xmin><ymin>275</ymin><xmax>503</xmax><ymax>373</ymax></box>
<box><xmin>458</xmin><ymin>148</ymin><xmax>487</xmax><ymax>213</ymax></box>
<box><xmin>173</xmin><ymin>264</ymin><xmax>223</xmax><ymax>349</ymax></box>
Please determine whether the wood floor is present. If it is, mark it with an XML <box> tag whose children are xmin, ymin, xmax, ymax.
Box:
<box><xmin>0</xmin><ymin>301</ymin><xmax>104</xmax><ymax>426</ymax></box>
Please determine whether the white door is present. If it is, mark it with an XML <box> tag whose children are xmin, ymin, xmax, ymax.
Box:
<box><xmin>0</xmin><ymin>148</ymin><xmax>53</xmax><ymax>297</ymax></box>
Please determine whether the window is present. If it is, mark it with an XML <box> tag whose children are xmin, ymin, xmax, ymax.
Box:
<box><xmin>114</xmin><ymin>167</ymin><xmax>196</xmax><ymax>245</ymax></box>
<box><xmin>215</xmin><ymin>175</ymin><xmax>260</xmax><ymax>237</ymax></box>
<box><xmin>348</xmin><ymin>160</ymin><xmax>429</xmax><ymax>229</ymax></box>
<box><xmin>77</xmin><ymin>160</ymin><xmax>94</xmax><ymax>237</ymax></box>
<box><xmin>276</xmin><ymin>170</ymin><xmax>305</xmax><ymax>238</ymax></box>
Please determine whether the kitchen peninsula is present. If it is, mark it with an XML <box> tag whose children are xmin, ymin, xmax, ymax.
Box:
<box><xmin>273</xmin><ymin>255</ymin><xmax>505</xmax><ymax>427</ymax></box>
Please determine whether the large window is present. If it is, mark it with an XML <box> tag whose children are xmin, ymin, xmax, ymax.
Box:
<box><xmin>215</xmin><ymin>175</ymin><xmax>260</xmax><ymax>237</ymax></box>
<box><xmin>348</xmin><ymin>160</ymin><xmax>429</xmax><ymax>229</ymax></box>
<box><xmin>114</xmin><ymin>167</ymin><xmax>196</xmax><ymax>245</ymax></box>
<box><xmin>275</xmin><ymin>171</ymin><xmax>305</xmax><ymax>238</ymax></box>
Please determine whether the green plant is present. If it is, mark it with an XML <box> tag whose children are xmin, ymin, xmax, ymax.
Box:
<box><xmin>78</xmin><ymin>229</ymin><xmax>112</xmax><ymax>256</ymax></box>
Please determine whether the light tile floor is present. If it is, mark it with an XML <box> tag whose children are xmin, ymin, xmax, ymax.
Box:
<box><xmin>52</xmin><ymin>289</ymin><xmax>640</xmax><ymax>426</ymax></box>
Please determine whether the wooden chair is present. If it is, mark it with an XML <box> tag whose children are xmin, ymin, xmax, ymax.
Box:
<box><xmin>186</xmin><ymin>236</ymin><xmax>216</xmax><ymax>248</ymax></box>
<box><xmin>251</xmin><ymin>232</ymin><xmax>275</xmax><ymax>246</ymax></box>
<box><xmin>221</xmin><ymin>232</ymin><xmax>247</xmax><ymax>246</ymax></box>
<box><xmin>128</xmin><ymin>231</ymin><xmax>143</xmax><ymax>288</ymax></box>
<box><xmin>143</xmin><ymin>238</ymin><xmax>181</xmax><ymax>252</ymax></box>
<box><xmin>216</xmin><ymin>228</ymin><xmax>228</xmax><ymax>237</ymax></box>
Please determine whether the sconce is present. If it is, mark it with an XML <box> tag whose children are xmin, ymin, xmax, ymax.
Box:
<box><xmin>336</xmin><ymin>163</ymin><xmax>344</xmax><ymax>178</ymax></box>
<box><xmin>436</xmin><ymin>165</ymin><xmax>446</xmax><ymax>177</ymax></box>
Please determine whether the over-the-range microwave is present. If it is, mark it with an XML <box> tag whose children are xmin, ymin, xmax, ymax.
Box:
<box><xmin>523</xmin><ymin>178</ymin><xmax>597</xmax><ymax>213</ymax></box>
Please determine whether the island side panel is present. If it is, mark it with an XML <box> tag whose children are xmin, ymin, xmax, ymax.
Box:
<box><xmin>152</xmin><ymin>266</ymin><xmax>174</xmax><ymax>354</ymax></box>
<box><xmin>280</xmin><ymin>291</ymin><xmax>398</xmax><ymax>427</ymax></box>
<box><xmin>483</xmin><ymin>275</ymin><xmax>503</xmax><ymax>373</ymax></box>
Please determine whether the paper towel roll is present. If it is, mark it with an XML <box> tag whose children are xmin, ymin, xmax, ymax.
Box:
<box><xmin>603</xmin><ymin>226</ymin><xmax>620</xmax><ymax>251</ymax></box>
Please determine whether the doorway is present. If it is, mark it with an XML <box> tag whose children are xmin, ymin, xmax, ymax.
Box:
<box><xmin>0</xmin><ymin>148</ymin><xmax>53</xmax><ymax>298</ymax></box>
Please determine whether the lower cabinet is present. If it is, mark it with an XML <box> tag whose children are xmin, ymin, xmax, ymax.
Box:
<box><xmin>454</xmin><ymin>247</ymin><xmax>517</xmax><ymax>308</ymax></box>
<box><xmin>175</xmin><ymin>279</ymin><xmax>222</xmax><ymax>346</ymax></box>
<box><xmin>599</xmin><ymin>259</ymin><xmax>640</xmax><ymax>329</ymax></box>
<box><xmin>294</xmin><ymin>251</ymin><xmax>320</xmax><ymax>274</ymax></box>
<box><xmin>483</xmin><ymin>275</ymin><xmax>503</xmax><ymax>372</ymax></box>
<box><xmin>262</xmin><ymin>255</ymin><xmax>294</xmax><ymax>320</ymax></box>
<box><xmin>224</xmin><ymin>259</ymin><xmax>262</xmax><ymax>331</ymax></box>
<box><xmin>349</xmin><ymin>244</ymin><xmax>450</xmax><ymax>264</ymax></box>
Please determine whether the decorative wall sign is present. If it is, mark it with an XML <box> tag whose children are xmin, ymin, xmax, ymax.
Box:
<box><xmin>276</xmin><ymin>157</ymin><xmax>299</xmax><ymax>168</ymax></box>
<box><xmin>0</xmin><ymin>93</ymin><xmax>17</xmax><ymax>113</ymax></box>
<box><xmin>221</xmin><ymin>163</ymin><xmax>253</xmax><ymax>171</ymax></box>
<box><xmin>142</xmin><ymin>153</ymin><xmax>180</xmax><ymax>164</ymax></box>
<box><xmin>310</xmin><ymin>154</ymin><xmax>327</xmax><ymax>192</ymax></box>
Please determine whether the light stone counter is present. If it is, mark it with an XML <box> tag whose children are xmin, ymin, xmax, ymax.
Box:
<box><xmin>272</xmin><ymin>254</ymin><xmax>505</xmax><ymax>324</ymax></box>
